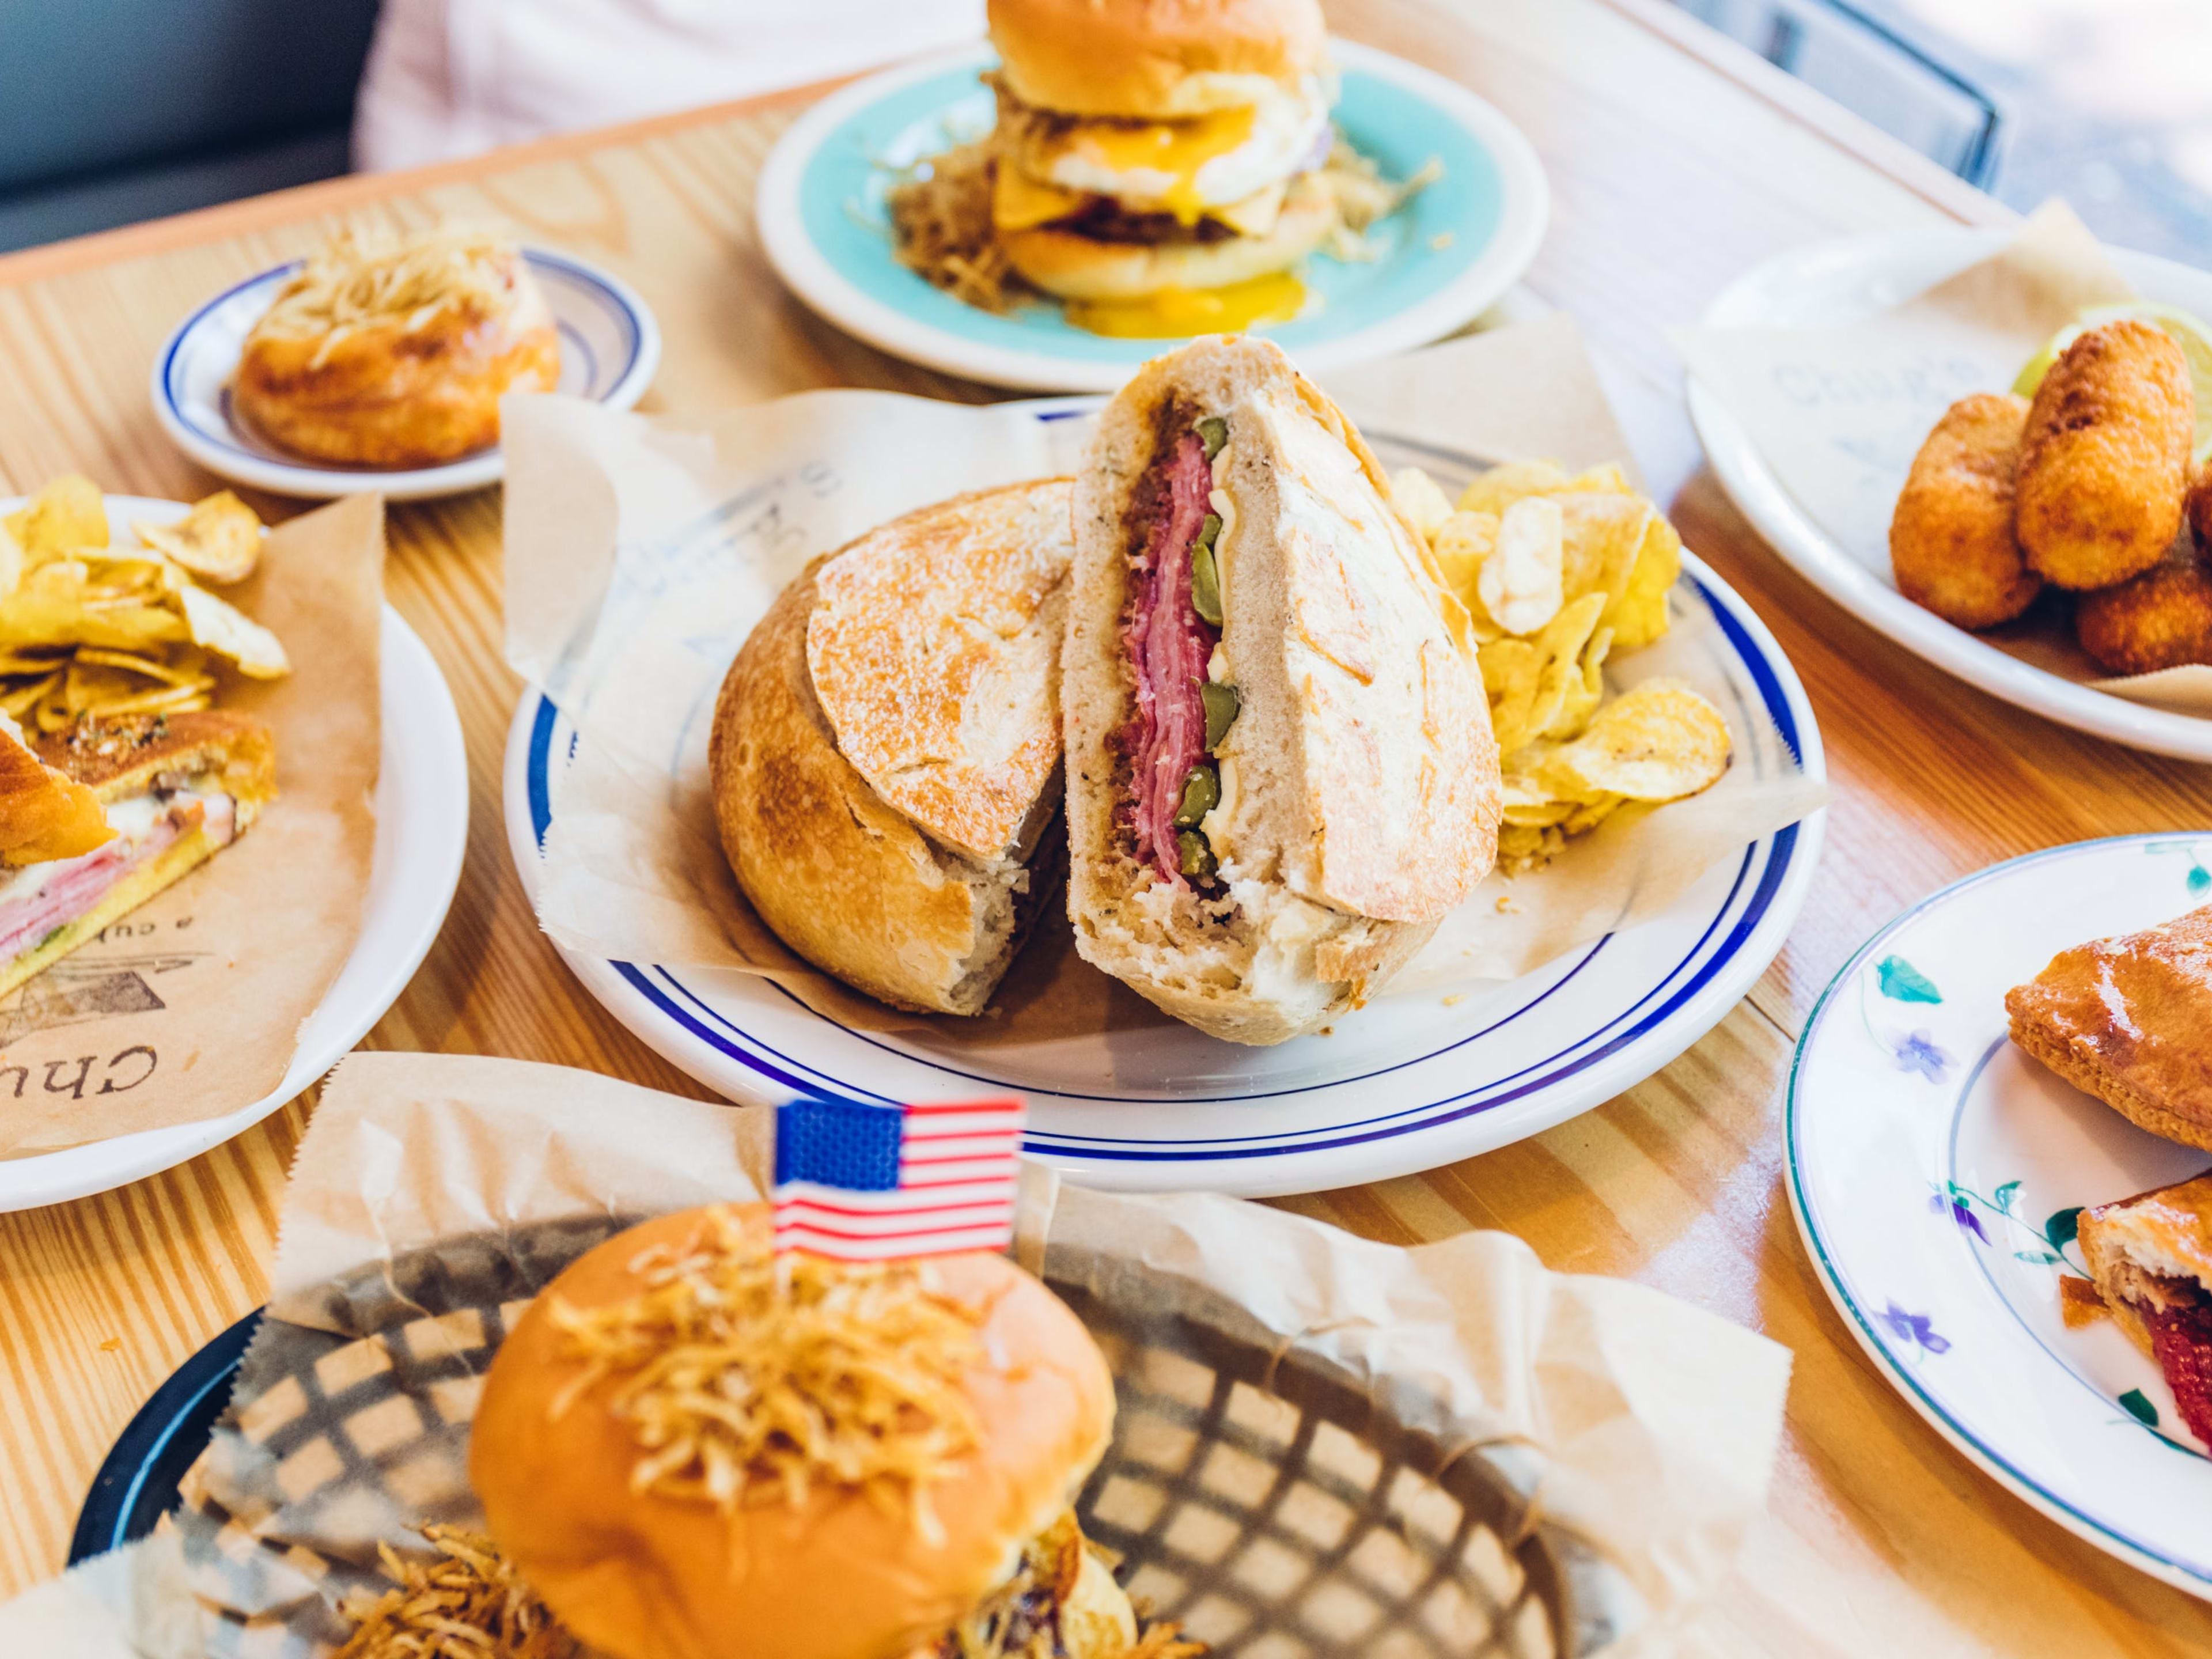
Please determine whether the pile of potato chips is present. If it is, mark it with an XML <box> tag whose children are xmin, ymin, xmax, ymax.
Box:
<box><xmin>0</xmin><ymin>476</ymin><xmax>289</xmax><ymax>733</ymax></box>
<box><xmin>1392</xmin><ymin>459</ymin><xmax>1731</xmax><ymax>871</ymax></box>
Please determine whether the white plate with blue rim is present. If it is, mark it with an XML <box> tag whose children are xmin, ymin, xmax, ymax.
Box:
<box><xmin>1790</xmin><ymin>835</ymin><xmax>2212</xmax><ymax>1596</ymax></box>
<box><xmin>0</xmin><ymin>497</ymin><xmax>468</xmax><ymax>1210</ymax></box>
<box><xmin>151</xmin><ymin>249</ymin><xmax>661</xmax><ymax>502</ymax></box>
<box><xmin>755</xmin><ymin>39</ymin><xmax>1548</xmax><ymax>392</ymax></box>
<box><xmin>500</xmin><ymin>405</ymin><xmax>1824</xmax><ymax>1197</ymax></box>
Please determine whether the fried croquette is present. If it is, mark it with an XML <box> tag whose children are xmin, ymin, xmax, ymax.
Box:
<box><xmin>2076</xmin><ymin>547</ymin><xmax>2212</xmax><ymax>675</ymax></box>
<box><xmin>1889</xmin><ymin>392</ymin><xmax>2040</xmax><ymax>628</ymax></box>
<box><xmin>2017</xmin><ymin>320</ymin><xmax>2195</xmax><ymax>590</ymax></box>
<box><xmin>2189</xmin><ymin>459</ymin><xmax>2212</xmax><ymax>553</ymax></box>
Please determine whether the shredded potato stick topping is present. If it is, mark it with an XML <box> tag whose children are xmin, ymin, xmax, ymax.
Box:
<box><xmin>547</xmin><ymin>1207</ymin><xmax>988</xmax><ymax>1538</ymax></box>
<box><xmin>256</xmin><ymin>226</ymin><xmax>524</xmax><ymax>366</ymax></box>
<box><xmin>888</xmin><ymin>140</ymin><xmax>1019</xmax><ymax>313</ymax></box>
<box><xmin>332</xmin><ymin>1527</ymin><xmax>572</xmax><ymax>1659</ymax></box>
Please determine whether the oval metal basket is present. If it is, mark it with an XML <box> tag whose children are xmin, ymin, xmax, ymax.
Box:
<box><xmin>168</xmin><ymin>1217</ymin><xmax>1637</xmax><ymax>1658</ymax></box>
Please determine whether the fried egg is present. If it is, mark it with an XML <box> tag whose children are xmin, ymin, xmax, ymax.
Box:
<box><xmin>1009</xmin><ymin>77</ymin><xmax>1333</xmax><ymax>221</ymax></box>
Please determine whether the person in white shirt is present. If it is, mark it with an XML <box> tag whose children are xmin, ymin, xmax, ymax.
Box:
<box><xmin>355</xmin><ymin>0</ymin><xmax>987</xmax><ymax>171</ymax></box>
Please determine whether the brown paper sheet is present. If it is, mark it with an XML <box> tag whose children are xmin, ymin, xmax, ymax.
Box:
<box><xmin>1673</xmin><ymin>200</ymin><xmax>2212</xmax><ymax>717</ymax></box>
<box><xmin>0</xmin><ymin>1051</ymin><xmax>1789</xmax><ymax>1657</ymax></box>
<box><xmin>502</xmin><ymin>321</ymin><xmax>1821</xmax><ymax>1043</ymax></box>
<box><xmin>0</xmin><ymin>495</ymin><xmax>383</xmax><ymax>1157</ymax></box>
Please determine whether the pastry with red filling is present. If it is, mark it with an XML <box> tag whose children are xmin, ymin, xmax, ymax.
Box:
<box><xmin>2080</xmin><ymin>1175</ymin><xmax>2212</xmax><ymax>1447</ymax></box>
<box><xmin>1061</xmin><ymin>335</ymin><xmax>1500</xmax><ymax>1044</ymax></box>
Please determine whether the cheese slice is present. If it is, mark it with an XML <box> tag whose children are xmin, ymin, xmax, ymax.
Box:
<box><xmin>992</xmin><ymin>166</ymin><xmax>1089</xmax><ymax>232</ymax></box>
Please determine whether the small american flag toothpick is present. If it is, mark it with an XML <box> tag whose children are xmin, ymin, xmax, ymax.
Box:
<box><xmin>771</xmin><ymin>1094</ymin><xmax>1026</xmax><ymax>1260</ymax></box>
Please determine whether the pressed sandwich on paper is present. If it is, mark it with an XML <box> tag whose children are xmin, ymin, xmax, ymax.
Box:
<box><xmin>1063</xmin><ymin>335</ymin><xmax>1502</xmax><ymax>1044</ymax></box>
<box><xmin>0</xmin><ymin>711</ymin><xmax>275</xmax><ymax>998</ymax></box>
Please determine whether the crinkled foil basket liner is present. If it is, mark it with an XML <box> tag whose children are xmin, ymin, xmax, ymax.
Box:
<box><xmin>169</xmin><ymin>1219</ymin><xmax>1637</xmax><ymax>1658</ymax></box>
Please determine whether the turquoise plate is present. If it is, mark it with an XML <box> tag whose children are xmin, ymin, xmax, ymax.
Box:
<box><xmin>756</xmin><ymin>40</ymin><xmax>1548</xmax><ymax>390</ymax></box>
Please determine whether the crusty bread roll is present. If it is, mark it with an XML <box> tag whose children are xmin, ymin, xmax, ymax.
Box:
<box><xmin>469</xmin><ymin>1205</ymin><xmax>1119</xmax><ymax>1659</ymax></box>
<box><xmin>709</xmin><ymin>481</ymin><xmax>1074</xmax><ymax>1016</ymax></box>
<box><xmin>1002</xmin><ymin>173</ymin><xmax>1338</xmax><ymax>301</ymax></box>
<box><xmin>987</xmin><ymin>0</ymin><xmax>1324</xmax><ymax>119</ymax></box>
<box><xmin>233</xmin><ymin>230</ymin><xmax>559</xmax><ymax>469</ymax></box>
<box><xmin>1063</xmin><ymin>337</ymin><xmax>1500</xmax><ymax>1045</ymax></box>
<box><xmin>0</xmin><ymin>714</ymin><xmax>109</xmax><ymax>868</ymax></box>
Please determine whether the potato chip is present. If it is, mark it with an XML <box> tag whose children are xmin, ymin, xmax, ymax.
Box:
<box><xmin>0</xmin><ymin>671</ymin><xmax>60</xmax><ymax>719</ymax></box>
<box><xmin>1539</xmin><ymin>679</ymin><xmax>1730</xmax><ymax>803</ymax></box>
<box><xmin>2</xmin><ymin>474</ymin><xmax>108</xmax><ymax>560</ymax></box>
<box><xmin>74</xmin><ymin>645</ymin><xmax>210</xmax><ymax>686</ymax></box>
<box><xmin>1609</xmin><ymin>512</ymin><xmax>1681</xmax><ymax>651</ymax></box>
<box><xmin>1478</xmin><ymin>638</ymin><xmax>1541</xmax><ymax>755</ymax></box>
<box><xmin>1478</xmin><ymin>497</ymin><xmax>1565</xmax><ymax>637</ymax></box>
<box><xmin>1518</xmin><ymin>592</ymin><xmax>1608</xmax><ymax>751</ymax></box>
<box><xmin>1455</xmin><ymin>460</ymin><xmax>1572</xmax><ymax>517</ymax></box>
<box><xmin>172</xmin><ymin>577</ymin><xmax>290</xmax><ymax>677</ymax></box>
<box><xmin>1388</xmin><ymin>468</ymin><xmax>1456</xmax><ymax>545</ymax></box>
<box><xmin>132</xmin><ymin>491</ymin><xmax>264</xmax><ymax>585</ymax></box>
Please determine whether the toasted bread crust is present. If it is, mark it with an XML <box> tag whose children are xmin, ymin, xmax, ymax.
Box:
<box><xmin>2008</xmin><ymin>1019</ymin><xmax>2212</xmax><ymax>1152</ymax></box>
<box><xmin>234</xmin><ymin>277</ymin><xmax>558</xmax><ymax>468</ymax></box>
<box><xmin>37</xmin><ymin>710</ymin><xmax>276</xmax><ymax>805</ymax></box>
<box><xmin>712</xmin><ymin>545</ymin><xmax>1059</xmax><ymax>1017</ymax></box>
<box><xmin>0</xmin><ymin>725</ymin><xmax>112</xmax><ymax>866</ymax></box>
<box><xmin>805</xmin><ymin>482</ymin><xmax>1073</xmax><ymax>863</ymax></box>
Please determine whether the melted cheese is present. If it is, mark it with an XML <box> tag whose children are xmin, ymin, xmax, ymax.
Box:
<box><xmin>990</xmin><ymin>166</ymin><xmax>1088</xmax><ymax>232</ymax></box>
<box><xmin>1211</xmin><ymin>181</ymin><xmax>1287</xmax><ymax>238</ymax></box>
<box><xmin>1044</xmin><ymin>108</ymin><xmax>1257</xmax><ymax>222</ymax></box>
<box><xmin>1064</xmin><ymin>272</ymin><xmax>1305</xmax><ymax>340</ymax></box>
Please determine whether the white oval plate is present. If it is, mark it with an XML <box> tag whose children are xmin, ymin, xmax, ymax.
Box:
<box><xmin>756</xmin><ymin>40</ymin><xmax>1548</xmax><ymax>392</ymax></box>
<box><xmin>151</xmin><ymin>250</ymin><xmax>661</xmax><ymax>501</ymax></box>
<box><xmin>0</xmin><ymin>497</ymin><xmax>468</xmax><ymax>1210</ymax></box>
<box><xmin>1790</xmin><ymin>835</ymin><xmax>2212</xmax><ymax>1596</ymax></box>
<box><xmin>499</xmin><ymin>413</ymin><xmax>1825</xmax><ymax>1196</ymax></box>
<box><xmin>1690</xmin><ymin>227</ymin><xmax>2212</xmax><ymax>762</ymax></box>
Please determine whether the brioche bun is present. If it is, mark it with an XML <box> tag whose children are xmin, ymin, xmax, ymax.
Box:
<box><xmin>1003</xmin><ymin>173</ymin><xmax>1338</xmax><ymax>301</ymax></box>
<box><xmin>233</xmin><ymin>253</ymin><xmax>558</xmax><ymax>468</ymax></box>
<box><xmin>470</xmin><ymin>1206</ymin><xmax>1116</xmax><ymax>1659</ymax></box>
<box><xmin>988</xmin><ymin>0</ymin><xmax>1325</xmax><ymax>118</ymax></box>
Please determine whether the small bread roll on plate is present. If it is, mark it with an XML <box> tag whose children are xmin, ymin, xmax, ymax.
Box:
<box><xmin>233</xmin><ymin>228</ymin><xmax>560</xmax><ymax>469</ymax></box>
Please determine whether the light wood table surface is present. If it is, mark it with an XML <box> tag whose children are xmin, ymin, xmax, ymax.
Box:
<box><xmin>2</xmin><ymin>0</ymin><xmax>2209</xmax><ymax>1650</ymax></box>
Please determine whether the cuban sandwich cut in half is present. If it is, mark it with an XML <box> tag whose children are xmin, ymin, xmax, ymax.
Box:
<box><xmin>0</xmin><ymin>710</ymin><xmax>275</xmax><ymax>998</ymax></box>
<box><xmin>1062</xmin><ymin>335</ymin><xmax>1501</xmax><ymax>1046</ymax></box>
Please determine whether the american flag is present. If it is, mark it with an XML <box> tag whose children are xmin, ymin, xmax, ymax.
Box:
<box><xmin>771</xmin><ymin>1094</ymin><xmax>1026</xmax><ymax>1260</ymax></box>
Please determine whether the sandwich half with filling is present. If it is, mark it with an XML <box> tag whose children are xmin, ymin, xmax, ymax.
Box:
<box><xmin>710</xmin><ymin>481</ymin><xmax>1074</xmax><ymax>1016</ymax></box>
<box><xmin>470</xmin><ymin>1204</ymin><xmax>1193</xmax><ymax>1659</ymax></box>
<box><xmin>1062</xmin><ymin>335</ymin><xmax>1501</xmax><ymax>1045</ymax></box>
<box><xmin>0</xmin><ymin>710</ymin><xmax>275</xmax><ymax>998</ymax></box>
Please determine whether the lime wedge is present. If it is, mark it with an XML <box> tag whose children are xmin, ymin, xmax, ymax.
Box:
<box><xmin>2014</xmin><ymin>300</ymin><xmax>2212</xmax><ymax>467</ymax></box>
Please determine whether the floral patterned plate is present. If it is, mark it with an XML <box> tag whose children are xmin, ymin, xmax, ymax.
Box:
<box><xmin>1790</xmin><ymin>835</ymin><xmax>2212</xmax><ymax>1596</ymax></box>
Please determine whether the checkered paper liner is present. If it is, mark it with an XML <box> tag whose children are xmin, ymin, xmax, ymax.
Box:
<box><xmin>166</xmin><ymin>1217</ymin><xmax>1638</xmax><ymax>1659</ymax></box>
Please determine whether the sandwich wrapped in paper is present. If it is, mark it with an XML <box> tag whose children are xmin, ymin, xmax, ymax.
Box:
<box><xmin>0</xmin><ymin>1052</ymin><xmax>1791</xmax><ymax>1659</ymax></box>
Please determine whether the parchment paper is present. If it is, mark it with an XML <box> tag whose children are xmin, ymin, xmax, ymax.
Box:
<box><xmin>0</xmin><ymin>1050</ymin><xmax>1790</xmax><ymax>1658</ymax></box>
<box><xmin>0</xmin><ymin>494</ymin><xmax>383</xmax><ymax>1157</ymax></box>
<box><xmin>1674</xmin><ymin>199</ymin><xmax>2212</xmax><ymax>717</ymax></box>
<box><xmin>503</xmin><ymin>319</ymin><xmax>1821</xmax><ymax>1030</ymax></box>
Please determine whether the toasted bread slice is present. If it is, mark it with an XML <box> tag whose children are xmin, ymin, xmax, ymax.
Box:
<box><xmin>0</xmin><ymin>716</ymin><xmax>111</xmax><ymax>866</ymax></box>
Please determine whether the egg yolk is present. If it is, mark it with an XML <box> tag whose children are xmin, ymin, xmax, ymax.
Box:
<box><xmin>1065</xmin><ymin>272</ymin><xmax>1307</xmax><ymax>339</ymax></box>
<box><xmin>1051</xmin><ymin>107</ymin><xmax>1258</xmax><ymax>222</ymax></box>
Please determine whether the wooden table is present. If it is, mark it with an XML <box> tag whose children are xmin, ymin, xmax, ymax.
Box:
<box><xmin>2</xmin><ymin>0</ymin><xmax>2207</xmax><ymax>1649</ymax></box>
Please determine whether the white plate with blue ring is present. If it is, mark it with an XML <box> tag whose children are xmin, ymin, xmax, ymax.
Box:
<box><xmin>0</xmin><ymin>497</ymin><xmax>469</xmax><ymax>1210</ymax></box>
<box><xmin>501</xmin><ymin>409</ymin><xmax>1824</xmax><ymax>1196</ymax></box>
<box><xmin>1789</xmin><ymin>835</ymin><xmax>2212</xmax><ymax>1598</ymax></box>
<box><xmin>1689</xmin><ymin>227</ymin><xmax>2212</xmax><ymax>763</ymax></box>
<box><xmin>151</xmin><ymin>248</ymin><xmax>661</xmax><ymax>502</ymax></box>
<box><xmin>755</xmin><ymin>39</ymin><xmax>1549</xmax><ymax>392</ymax></box>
